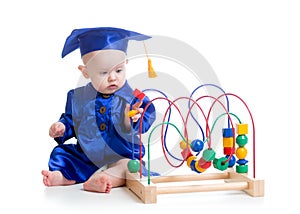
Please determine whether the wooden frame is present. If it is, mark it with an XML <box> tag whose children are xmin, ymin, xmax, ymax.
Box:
<box><xmin>126</xmin><ymin>169</ymin><xmax>264</xmax><ymax>204</ymax></box>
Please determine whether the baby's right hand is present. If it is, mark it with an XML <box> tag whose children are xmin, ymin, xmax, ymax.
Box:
<box><xmin>49</xmin><ymin>122</ymin><xmax>65</xmax><ymax>138</ymax></box>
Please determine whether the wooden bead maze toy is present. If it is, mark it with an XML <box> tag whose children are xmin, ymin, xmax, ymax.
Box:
<box><xmin>125</xmin><ymin>84</ymin><xmax>264</xmax><ymax>204</ymax></box>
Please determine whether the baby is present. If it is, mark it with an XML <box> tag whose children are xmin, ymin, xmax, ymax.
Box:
<box><xmin>42</xmin><ymin>27</ymin><xmax>156</xmax><ymax>193</ymax></box>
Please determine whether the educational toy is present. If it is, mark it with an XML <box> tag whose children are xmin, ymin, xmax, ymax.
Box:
<box><xmin>125</xmin><ymin>84</ymin><xmax>264</xmax><ymax>203</ymax></box>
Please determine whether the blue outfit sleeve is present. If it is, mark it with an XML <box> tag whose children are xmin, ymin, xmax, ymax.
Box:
<box><xmin>54</xmin><ymin>90</ymin><xmax>76</xmax><ymax>144</ymax></box>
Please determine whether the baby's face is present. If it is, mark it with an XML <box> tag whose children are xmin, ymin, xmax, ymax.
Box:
<box><xmin>84</xmin><ymin>50</ymin><xmax>127</xmax><ymax>94</ymax></box>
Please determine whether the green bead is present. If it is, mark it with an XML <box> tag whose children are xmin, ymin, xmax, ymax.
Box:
<box><xmin>236</xmin><ymin>164</ymin><xmax>248</xmax><ymax>173</ymax></box>
<box><xmin>127</xmin><ymin>160</ymin><xmax>140</xmax><ymax>173</ymax></box>
<box><xmin>236</xmin><ymin>134</ymin><xmax>248</xmax><ymax>147</ymax></box>
<box><xmin>213</xmin><ymin>157</ymin><xmax>229</xmax><ymax>171</ymax></box>
<box><xmin>202</xmin><ymin>149</ymin><xmax>216</xmax><ymax>161</ymax></box>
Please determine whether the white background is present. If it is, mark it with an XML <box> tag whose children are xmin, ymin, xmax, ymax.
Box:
<box><xmin>1</xmin><ymin>0</ymin><xmax>299</xmax><ymax>213</ymax></box>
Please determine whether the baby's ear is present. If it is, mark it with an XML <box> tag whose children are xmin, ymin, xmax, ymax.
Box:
<box><xmin>78</xmin><ymin>65</ymin><xmax>89</xmax><ymax>78</ymax></box>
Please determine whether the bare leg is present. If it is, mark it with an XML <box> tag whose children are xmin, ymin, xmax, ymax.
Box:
<box><xmin>83</xmin><ymin>158</ymin><xmax>129</xmax><ymax>193</ymax></box>
<box><xmin>41</xmin><ymin>170</ymin><xmax>76</xmax><ymax>186</ymax></box>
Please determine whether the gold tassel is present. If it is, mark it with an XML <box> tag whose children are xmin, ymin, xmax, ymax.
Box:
<box><xmin>148</xmin><ymin>58</ymin><xmax>157</xmax><ymax>78</ymax></box>
<box><xmin>144</xmin><ymin>41</ymin><xmax>157</xmax><ymax>78</ymax></box>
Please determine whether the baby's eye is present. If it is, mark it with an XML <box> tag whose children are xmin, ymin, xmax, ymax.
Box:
<box><xmin>100</xmin><ymin>71</ymin><xmax>108</xmax><ymax>75</ymax></box>
<box><xmin>116</xmin><ymin>69</ymin><xmax>122</xmax><ymax>73</ymax></box>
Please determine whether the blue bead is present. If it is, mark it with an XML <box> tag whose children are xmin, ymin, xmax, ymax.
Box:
<box><xmin>190</xmin><ymin>159</ymin><xmax>201</xmax><ymax>173</ymax></box>
<box><xmin>226</xmin><ymin>155</ymin><xmax>236</xmax><ymax>167</ymax></box>
<box><xmin>190</xmin><ymin>139</ymin><xmax>204</xmax><ymax>152</ymax></box>
<box><xmin>237</xmin><ymin>159</ymin><xmax>248</xmax><ymax>165</ymax></box>
<box><xmin>223</xmin><ymin>128</ymin><xmax>234</xmax><ymax>137</ymax></box>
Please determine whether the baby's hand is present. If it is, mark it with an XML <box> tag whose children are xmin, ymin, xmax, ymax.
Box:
<box><xmin>49</xmin><ymin>122</ymin><xmax>65</xmax><ymax>138</ymax></box>
<box><xmin>124</xmin><ymin>100</ymin><xmax>144</xmax><ymax>132</ymax></box>
<box><xmin>126</xmin><ymin>100</ymin><xmax>144</xmax><ymax>123</ymax></box>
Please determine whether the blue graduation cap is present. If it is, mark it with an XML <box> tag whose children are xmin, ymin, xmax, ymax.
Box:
<box><xmin>61</xmin><ymin>27</ymin><xmax>151</xmax><ymax>58</ymax></box>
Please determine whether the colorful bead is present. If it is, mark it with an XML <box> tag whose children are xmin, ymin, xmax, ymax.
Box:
<box><xmin>223</xmin><ymin>128</ymin><xmax>235</xmax><ymax>137</ymax></box>
<box><xmin>181</xmin><ymin>147</ymin><xmax>193</xmax><ymax>160</ymax></box>
<box><xmin>236</xmin><ymin>147</ymin><xmax>247</xmax><ymax>159</ymax></box>
<box><xmin>225</xmin><ymin>155</ymin><xmax>236</xmax><ymax>167</ymax></box>
<box><xmin>180</xmin><ymin>140</ymin><xmax>189</xmax><ymax>150</ymax></box>
<box><xmin>195</xmin><ymin>160</ymin><xmax>206</xmax><ymax>172</ymax></box>
<box><xmin>186</xmin><ymin>156</ymin><xmax>196</xmax><ymax>168</ymax></box>
<box><xmin>236</xmin><ymin>134</ymin><xmax>248</xmax><ymax>147</ymax></box>
<box><xmin>223</xmin><ymin>137</ymin><xmax>234</xmax><ymax>147</ymax></box>
<box><xmin>190</xmin><ymin>160</ymin><xmax>202</xmax><ymax>173</ymax></box>
<box><xmin>202</xmin><ymin>149</ymin><xmax>216</xmax><ymax>161</ymax></box>
<box><xmin>190</xmin><ymin>139</ymin><xmax>204</xmax><ymax>152</ymax></box>
<box><xmin>127</xmin><ymin>159</ymin><xmax>140</xmax><ymax>173</ymax></box>
<box><xmin>236</xmin><ymin>159</ymin><xmax>248</xmax><ymax>165</ymax></box>
<box><xmin>198</xmin><ymin>157</ymin><xmax>212</xmax><ymax>169</ymax></box>
<box><xmin>236</xmin><ymin>123</ymin><xmax>248</xmax><ymax>135</ymax></box>
<box><xmin>132</xmin><ymin>88</ymin><xmax>146</xmax><ymax>101</ymax></box>
<box><xmin>127</xmin><ymin>109</ymin><xmax>138</xmax><ymax>117</ymax></box>
<box><xmin>213</xmin><ymin>157</ymin><xmax>229</xmax><ymax>171</ymax></box>
<box><xmin>180</xmin><ymin>139</ymin><xmax>192</xmax><ymax>150</ymax></box>
<box><xmin>223</xmin><ymin>147</ymin><xmax>234</xmax><ymax>155</ymax></box>
<box><xmin>236</xmin><ymin>164</ymin><xmax>248</xmax><ymax>173</ymax></box>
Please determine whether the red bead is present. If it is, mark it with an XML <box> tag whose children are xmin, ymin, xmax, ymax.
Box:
<box><xmin>198</xmin><ymin>157</ymin><xmax>212</xmax><ymax>169</ymax></box>
<box><xmin>181</xmin><ymin>147</ymin><xmax>193</xmax><ymax>160</ymax></box>
<box><xmin>223</xmin><ymin>147</ymin><xmax>234</xmax><ymax>155</ymax></box>
<box><xmin>132</xmin><ymin>88</ymin><xmax>145</xmax><ymax>101</ymax></box>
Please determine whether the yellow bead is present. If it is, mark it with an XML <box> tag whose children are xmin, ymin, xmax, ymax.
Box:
<box><xmin>179</xmin><ymin>140</ymin><xmax>190</xmax><ymax>150</ymax></box>
<box><xmin>127</xmin><ymin>109</ymin><xmax>138</xmax><ymax>117</ymax></box>
<box><xmin>186</xmin><ymin>156</ymin><xmax>196</xmax><ymax>168</ymax></box>
<box><xmin>236</xmin><ymin>147</ymin><xmax>248</xmax><ymax>159</ymax></box>
<box><xmin>237</xmin><ymin>123</ymin><xmax>248</xmax><ymax>135</ymax></box>
<box><xmin>195</xmin><ymin>160</ymin><xmax>206</xmax><ymax>172</ymax></box>
<box><xmin>223</xmin><ymin>137</ymin><xmax>234</xmax><ymax>147</ymax></box>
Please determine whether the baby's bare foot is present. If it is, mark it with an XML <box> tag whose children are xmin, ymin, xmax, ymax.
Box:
<box><xmin>83</xmin><ymin>174</ymin><xmax>112</xmax><ymax>193</ymax></box>
<box><xmin>41</xmin><ymin>170</ymin><xmax>76</xmax><ymax>186</ymax></box>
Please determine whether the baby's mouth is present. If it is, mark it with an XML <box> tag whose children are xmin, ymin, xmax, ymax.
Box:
<box><xmin>108</xmin><ymin>84</ymin><xmax>118</xmax><ymax>89</ymax></box>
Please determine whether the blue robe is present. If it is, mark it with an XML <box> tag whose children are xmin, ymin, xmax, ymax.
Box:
<box><xmin>48</xmin><ymin>81</ymin><xmax>156</xmax><ymax>183</ymax></box>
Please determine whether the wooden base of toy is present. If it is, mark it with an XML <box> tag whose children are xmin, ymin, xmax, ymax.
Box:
<box><xmin>126</xmin><ymin>169</ymin><xmax>264</xmax><ymax>204</ymax></box>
